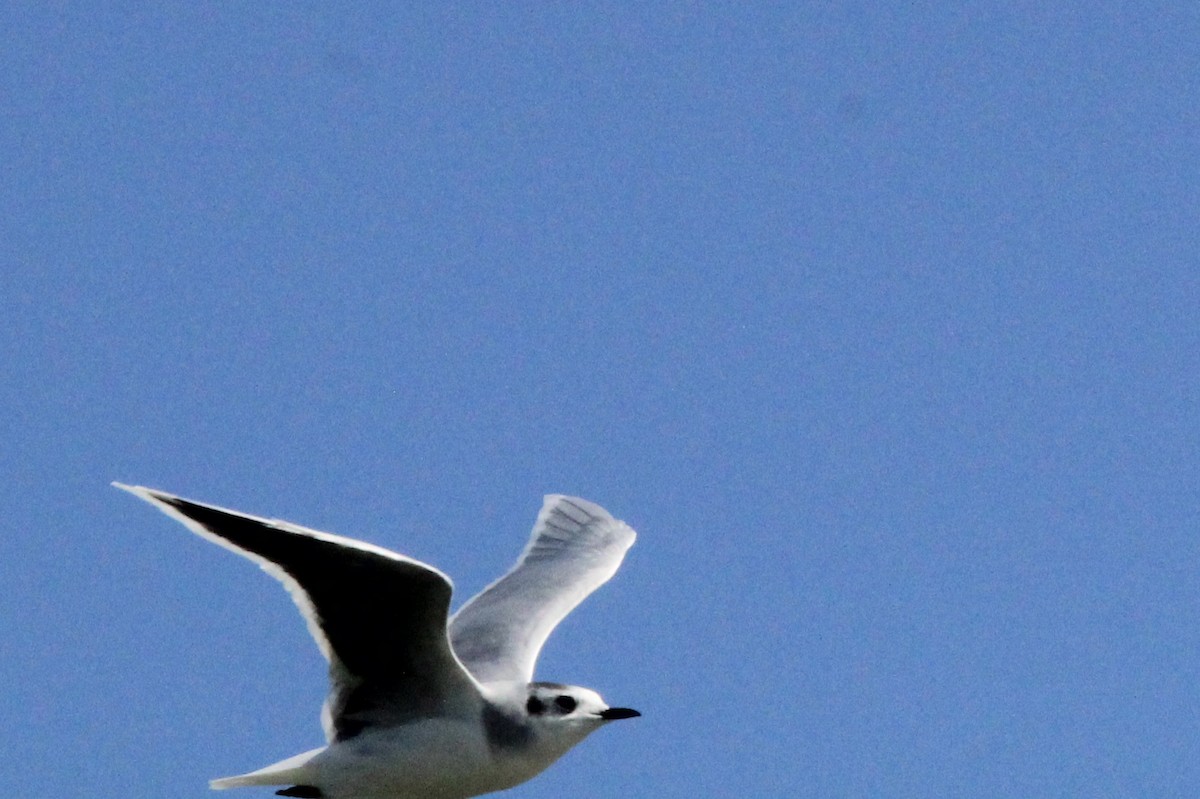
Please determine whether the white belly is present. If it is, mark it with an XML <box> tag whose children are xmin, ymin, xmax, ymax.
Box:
<box><xmin>308</xmin><ymin>719</ymin><xmax>560</xmax><ymax>799</ymax></box>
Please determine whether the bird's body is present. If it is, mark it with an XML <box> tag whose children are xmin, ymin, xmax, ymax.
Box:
<box><xmin>226</xmin><ymin>714</ymin><xmax>546</xmax><ymax>799</ymax></box>
<box><xmin>314</xmin><ymin>717</ymin><xmax>532</xmax><ymax>799</ymax></box>
<box><xmin>217</xmin><ymin>683</ymin><xmax>610</xmax><ymax>799</ymax></box>
<box><xmin>115</xmin><ymin>485</ymin><xmax>639</xmax><ymax>799</ymax></box>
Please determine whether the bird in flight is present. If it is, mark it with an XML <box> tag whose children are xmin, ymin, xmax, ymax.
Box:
<box><xmin>114</xmin><ymin>484</ymin><xmax>640</xmax><ymax>799</ymax></box>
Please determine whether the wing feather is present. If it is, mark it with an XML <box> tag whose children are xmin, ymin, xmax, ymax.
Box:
<box><xmin>449</xmin><ymin>495</ymin><xmax>635</xmax><ymax>684</ymax></box>
<box><xmin>114</xmin><ymin>483</ymin><xmax>483</xmax><ymax>741</ymax></box>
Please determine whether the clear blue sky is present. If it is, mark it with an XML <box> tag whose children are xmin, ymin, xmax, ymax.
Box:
<box><xmin>4</xmin><ymin>4</ymin><xmax>1199</xmax><ymax>797</ymax></box>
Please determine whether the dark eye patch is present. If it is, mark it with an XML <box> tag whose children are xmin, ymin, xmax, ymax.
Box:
<box><xmin>555</xmin><ymin>695</ymin><xmax>577</xmax><ymax>713</ymax></box>
<box><xmin>526</xmin><ymin>697</ymin><xmax>546</xmax><ymax>715</ymax></box>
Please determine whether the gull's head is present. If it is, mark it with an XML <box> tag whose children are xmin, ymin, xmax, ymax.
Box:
<box><xmin>523</xmin><ymin>682</ymin><xmax>640</xmax><ymax>738</ymax></box>
<box><xmin>477</xmin><ymin>682</ymin><xmax>640</xmax><ymax>785</ymax></box>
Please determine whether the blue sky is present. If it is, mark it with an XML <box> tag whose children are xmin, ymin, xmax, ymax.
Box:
<box><xmin>4</xmin><ymin>4</ymin><xmax>1199</xmax><ymax>797</ymax></box>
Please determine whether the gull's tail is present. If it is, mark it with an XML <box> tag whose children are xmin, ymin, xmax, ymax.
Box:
<box><xmin>210</xmin><ymin>747</ymin><xmax>324</xmax><ymax>790</ymax></box>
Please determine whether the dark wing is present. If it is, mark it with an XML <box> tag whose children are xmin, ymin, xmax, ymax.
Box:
<box><xmin>114</xmin><ymin>483</ymin><xmax>483</xmax><ymax>741</ymax></box>
<box><xmin>449</xmin><ymin>495</ymin><xmax>636</xmax><ymax>684</ymax></box>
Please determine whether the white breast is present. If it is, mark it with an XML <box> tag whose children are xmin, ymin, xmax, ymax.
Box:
<box><xmin>308</xmin><ymin>718</ymin><xmax>565</xmax><ymax>799</ymax></box>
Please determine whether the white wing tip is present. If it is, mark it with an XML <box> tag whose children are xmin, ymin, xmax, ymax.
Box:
<box><xmin>112</xmin><ymin>481</ymin><xmax>170</xmax><ymax>505</ymax></box>
<box><xmin>541</xmin><ymin>494</ymin><xmax>615</xmax><ymax>520</ymax></box>
<box><xmin>539</xmin><ymin>494</ymin><xmax>637</xmax><ymax>547</ymax></box>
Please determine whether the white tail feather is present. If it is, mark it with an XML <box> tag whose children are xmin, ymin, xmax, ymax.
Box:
<box><xmin>209</xmin><ymin>747</ymin><xmax>324</xmax><ymax>790</ymax></box>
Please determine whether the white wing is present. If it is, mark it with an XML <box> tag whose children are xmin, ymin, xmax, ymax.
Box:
<box><xmin>114</xmin><ymin>483</ymin><xmax>484</xmax><ymax>742</ymax></box>
<box><xmin>449</xmin><ymin>495</ymin><xmax>636</xmax><ymax>684</ymax></box>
